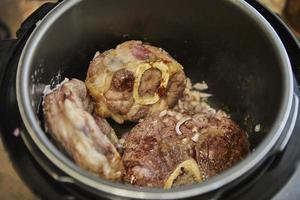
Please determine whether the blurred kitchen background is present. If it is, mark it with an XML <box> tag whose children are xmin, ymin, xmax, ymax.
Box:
<box><xmin>0</xmin><ymin>0</ymin><xmax>299</xmax><ymax>40</ymax></box>
<box><xmin>0</xmin><ymin>0</ymin><xmax>299</xmax><ymax>200</ymax></box>
<box><xmin>0</xmin><ymin>0</ymin><xmax>57</xmax><ymax>40</ymax></box>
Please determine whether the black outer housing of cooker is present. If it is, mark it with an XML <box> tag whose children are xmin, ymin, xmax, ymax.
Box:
<box><xmin>0</xmin><ymin>1</ymin><xmax>300</xmax><ymax>200</ymax></box>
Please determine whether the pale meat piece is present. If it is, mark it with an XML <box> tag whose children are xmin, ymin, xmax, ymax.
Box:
<box><xmin>43</xmin><ymin>79</ymin><xmax>124</xmax><ymax>181</ymax></box>
<box><xmin>122</xmin><ymin>109</ymin><xmax>249</xmax><ymax>187</ymax></box>
<box><xmin>86</xmin><ymin>40</ymin><xmax>186</xmax><ymax>124</ymax></box>
<box><xmin>93</xmin><ymin>113</ymin><xmax>121</xmax><ymax>150</ymax></box>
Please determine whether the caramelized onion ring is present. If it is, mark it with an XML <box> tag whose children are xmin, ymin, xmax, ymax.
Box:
<box><xmin>164</xmin><ymin>159</ymin><xmax>202</xmax><ymax>189</ymax></box>
<box><xmin>133</xmin><ymin>62</ymin><xmax>170</xmax><ymax>105</ymax></box>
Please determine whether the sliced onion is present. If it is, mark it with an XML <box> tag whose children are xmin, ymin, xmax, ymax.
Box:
<box><xmin>254</xmin><ymin>124</ymin><xmax>261</xmax><ymax>132</ymax></box>
<box><xmin>175</xmin><ymin>116</ymin><xmax>191</xmax><ymax>135</ymax></box>
<box><xmin>191</xmin><ymin>133</ymin><xmax>200</xmax><ymax>142</ymax></box>
<box><xmin>159</xmin><ymin>110</ymin><xmax>168</xmax><ymax>117</ymax></box>
<box><xmin>13</xmin><ymin>128</ymin><xmax>20</xmax><ymax>137</ymax></box>
<box><xmin>164</xmin><ymin>159</ymin><xmax>202</xmax><ymax>189</ymax></box>
<box><xmin>153</xmin><ymin>62</ymin><xmax>170</xmax><ymax>88</ymax></box>
<box><xmin>93</xmin><ymin>51</ymin><xmax>100</xmax><ymax>59</ymax></box>
<box><xmin>167</xmin><ymin>110</ymin><xmax>176</xmax><ymax>116</ymax></box>
<box><xmin>199</xmin><ymin>92</ymin><xmax>213</xmax><ymax>98</ymax></box>
<box><xmin>133</xmin><ymin>62</ymin><xmax>170</xmax><ymax>105</ymax></box>
<box><xmin>193</xmin><ymin>82</ymin><xmax>208</xmax><ymax>91</ymax></box>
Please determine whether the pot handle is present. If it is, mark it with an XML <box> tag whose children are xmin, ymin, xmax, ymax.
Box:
<box><xmin>275</xmin><ymin>93</ymin><xmax>299</xmax><ymax>153</ymax></box>
<box><xmin>0</xmin><ymin>39</ymin><xmax>17</xmax><ymax>90</ymax></box>
<box><xmin>16</xmin><ymin>2</ymin><xmax>59</xmax><ymax>39</ymax></box>
<box><xmin>1</xmin><ymin>2</ymin><xmax>58</xmax><ymax>89</ymax></box>
<box><xmin>2</xmin><ymin>0</ymin><xmax>73</xmax><ymax>187</ymax></box>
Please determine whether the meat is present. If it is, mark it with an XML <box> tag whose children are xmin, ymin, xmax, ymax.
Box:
<box><xmin>166</xmin><ymin>71</ymin><xmax>187</xmax><ymax>107</ymax></box>
<box><xmin>42</xmin><ymin>41</ymin><xmax>251</xmax><ymax>189</ymax></box>
<box><xmin>86</xmin><ymin>40</ymin><xmax>186</xmax><ymax>123</ymax></box>
<box><xmin>138</xmin><ymin>68</ymin><xmax>162</xmax><ymax>96</ymax></box>
<box><xmin>122</xmin><ymin>114</ymin><xmax>197</xmax><ymax>187</ymax></box>
<box><xmin>112</xmin><ymin>69</ymin><xmax>135</xmax><ymax>92</ymax></box>
<box><xmin>122</xmin><ymin>108</ymin><xmax>249</xmax><ymax>187</ymax></box>
<box><xmin>122</xmin><ymin>80</ymin><xmax>249</xmax><ymax>188</ymax></box>
<box><xmin>43</xmin><ymin>79</ymin><xmax>123</xmax><ymax>181</ymax></box>
<box><xmin>93</xmin><ymin>113</ymin><xmax>121</xmax><ymax>150</ymax></box>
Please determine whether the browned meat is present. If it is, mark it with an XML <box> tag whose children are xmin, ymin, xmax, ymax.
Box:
<box><xmin>104</xmin><ymin>87</ymin><xmax>134</xmax><ymax>115</ymax></box>
<box><xmin>122</xmin><ymin>109</ymin><xmax>249</xmax><ymax>187</ymax></box>
<box><xmin>166</xmin><ymin>71</ymin><xmax>187</xmax><ymax>107</ymax></box>
<box><xmin>112</xmin><ymin>69</ymin><xmax>135</xmax><ymax>92</ymax></box>
<box><xmin>138</xmin><ymin>68</ymin><xmax>162</xmax><ymax>96</ymax></box>
<box><xmin>86</xmin><ymin>40</ymin><xmax>186</xmax><ymax>123</ymax></box>
<box><xmin>122</xmin><ymin>114</ymin><xmax>195</xmax><ymax>187</ymax></box>
<box><xmin>43</xmin><ymin>79</ymin><xmax>124</xmax><ymax>181</ymax></box>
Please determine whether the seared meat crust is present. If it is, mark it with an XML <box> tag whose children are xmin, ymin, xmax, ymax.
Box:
<box><xmin>122</xmin><ymin>109</ymin><xmax>249</xmax><ymax>187</ymax></box>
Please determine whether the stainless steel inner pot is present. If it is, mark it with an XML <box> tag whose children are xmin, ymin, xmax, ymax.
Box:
<box><xmin>16</xmin><ymin>0</ymin><xmax>297</xmax><ymax>199</ymax></box>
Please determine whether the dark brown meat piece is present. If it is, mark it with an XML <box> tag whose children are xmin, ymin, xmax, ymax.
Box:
<box><xmin>43</xmin><ymin>79</ymin><xmax>124</xmax><ymax>181</ymax></box>
<box><xmin>122</xmin><ymin>110</ymin><xmax>249</xmax><ymax>187</ymax></box>
<box><xmin>86</xmin><ymin>40</ymin><xmax>186</xmax><ymax>123</ymax></box>
<box><xmin>122</xmin><ymin>116</ymin><xmax>192</xmax><ymax>187</ymax></box>
<box><xmin>194</xmin><ymin>117</ymin><xmax>249</xmax><ymax>178</ymax></box>
<box><xmin>112</xmin><ymin>69</ymin><xmax>135</xmax><ymax>92</ymax></box>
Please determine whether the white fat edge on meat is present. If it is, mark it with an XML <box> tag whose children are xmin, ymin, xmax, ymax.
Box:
<box><xmin>75</xmin><ymin>138</ymin><xmax>112</xmax><ymax>175</ymax></box>
<box><xmin>103</xmin><ymin>46</ymin><xmax>137</xmax><ymax>70</ymax></box>
<box><xmin>64</xmin><ymin>99</ymin><xmax>113</xmax><ymax>175</ymax></box>
<box><xmin>103</xmin><ymin>44</ymin><xmax>147</xmax><ymax>71</ymax></box>
<box><xmin>104</xmin><ymin>52</ymin><xmax>124</xmax><ymax>69</ymax></box>
<box><xmin>92</xmin><ymin>73</ymin><xmax>110</xmax><ymax>96</ymax></box>
<box><xmin>42</xmin><ymin>78</ymin><xmax>70</xmax><ymax>105</ymax></box>
<box><xmin>42</xmin><ymin>78</ymin><xmax>71</xmax><ymax>133</ymax></box>
<box><xmin>64</xmin><ymin>99</ymin><xmax>110</xmax><ymax>145</ymax></box>
<box><xmin>64</xmin><ymin>99</ymin><xmax>87</xmax><ymax>130</ymax></box>
<box><xmin>115</xmin><ymin>42</ymin><xmax>141</xmax><ymax>63</ymax></box>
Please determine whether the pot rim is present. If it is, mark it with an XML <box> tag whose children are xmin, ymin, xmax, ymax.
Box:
<box><xmin>16</xmin><ymin>0</ymin><xmax>294</xmax><ymax>199</ymax></box>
